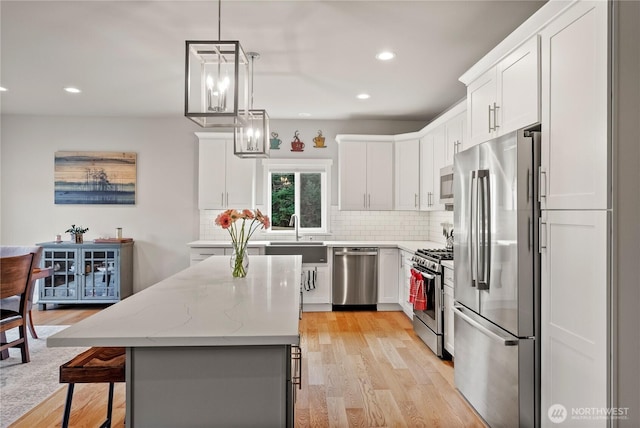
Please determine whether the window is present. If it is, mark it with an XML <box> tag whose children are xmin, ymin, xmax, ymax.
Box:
<box><xmin>263</xmin><ymin>159</ymin><xmax>332</xmax><ymax>234</ymax></box>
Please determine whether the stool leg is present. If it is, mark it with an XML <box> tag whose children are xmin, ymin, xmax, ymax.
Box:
<box><xmin>99</xmin><ymin>382</ymin><xmax>115</xmax><ymax>428</ymax></box>
<box><xmin>62</xmin><ymin>383</ymin><xmax>75</xmax><ymax>428</ymax></box>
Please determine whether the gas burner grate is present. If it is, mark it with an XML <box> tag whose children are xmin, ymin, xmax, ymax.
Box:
<box><xmin>416</xmin><ymin>248</ymin><xmax>454</xmax><ymax>261</ymax></box>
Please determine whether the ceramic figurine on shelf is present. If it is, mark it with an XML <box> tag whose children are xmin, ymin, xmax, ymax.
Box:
<box><xmin>313</xmin><ymin>130</ymin><xmax>326</xmax><ymax>148</ymax></box>
<box><xmin>291</xmin><ymin>130</ymin><xmax>305</xmax><ymax>152</ymax></box>
<box><xmin>269</xmin><ymin>132</ymin><xmax>282</xmax><ymax>150</ymax></box>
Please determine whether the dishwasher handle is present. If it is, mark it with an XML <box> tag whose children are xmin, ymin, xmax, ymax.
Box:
<box><xmin>334</xmin><ymin>248</ymin><xmax>378</xmax><ymax>256</ymax></box>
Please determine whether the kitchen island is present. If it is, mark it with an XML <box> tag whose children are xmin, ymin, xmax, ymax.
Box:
<box><xmin>48</xmin><ymin>255</ymin><xmax>302</xmax><ymax>427</ymax></box>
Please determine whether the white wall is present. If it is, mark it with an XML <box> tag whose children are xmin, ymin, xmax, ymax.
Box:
<box><xmin>1</xmin><ymin>115</ymin><xmax>201</xmax><ymax>292</ymax></box>
<box><xmin>1</xmin><ymin>115</ymin><xmax>427</xmax><ymax>292</ymax></box>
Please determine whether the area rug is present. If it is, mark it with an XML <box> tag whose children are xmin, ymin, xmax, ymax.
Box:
<box><xmin>0</xmin><ymin>326</ymin><xmax>87</xmax><ymax>428</ymax></box>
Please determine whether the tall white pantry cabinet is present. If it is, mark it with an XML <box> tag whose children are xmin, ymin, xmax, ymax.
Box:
<box><xmin>461</xmin><ymin>1</ymin><xmax>611</xmax><ymax>426</ymax></box>
<box><xmin>538</xmin><ymin>2</ymin><xmax>609</xmax><ymax>426</ymax></box>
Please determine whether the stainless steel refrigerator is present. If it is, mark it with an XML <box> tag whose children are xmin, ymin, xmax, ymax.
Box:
<box><xmin>453</xmin><ymin>127</ymin><xmax>540</xmax><ymax>428</ymax></box>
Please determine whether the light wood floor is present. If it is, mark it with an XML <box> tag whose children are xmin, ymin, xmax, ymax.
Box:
<box><xmin>11</xmin><ymin>307</ymin><xmax>485</xmax><ymax>427</ymax></box>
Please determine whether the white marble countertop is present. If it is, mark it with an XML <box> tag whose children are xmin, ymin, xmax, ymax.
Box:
<box><xmin>48</xmin><ymin>255</ymin><xmax>302</xmax><ymax>348</ymax></box>
<box><xmin>188</xmin><ymin>240</ymin><xmax>444</xmax><ymax>255</ymax></box>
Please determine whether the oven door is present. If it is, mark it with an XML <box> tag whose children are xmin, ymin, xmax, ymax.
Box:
<box><xmin>412</xmin><ymin>266</ymin><xmax>442</xmax><ymax>335</ymax></box>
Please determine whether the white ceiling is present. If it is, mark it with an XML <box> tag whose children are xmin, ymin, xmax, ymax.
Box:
<box><xmin>0</xmin><ymin>0</ymin><xmax>546</xmax><ymax>122</ymax></box>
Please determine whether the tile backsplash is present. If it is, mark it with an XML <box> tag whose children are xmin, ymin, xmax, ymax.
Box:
<box><xmin>200</xmin><ymin>206</ymin><xmax>453</xmax><ymax>243</ymax></box>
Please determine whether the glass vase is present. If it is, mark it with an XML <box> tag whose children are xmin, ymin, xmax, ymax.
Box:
<box><xmin>230</xmin><ymin>247</ymin><xmax>249</xmax><ymax>278</ymax></box>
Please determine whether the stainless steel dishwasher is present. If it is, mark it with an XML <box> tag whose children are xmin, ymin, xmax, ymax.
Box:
<box><xmin>332</xmin><ymin>247</ymin><xmax>378</xmax><ymax>310</ymax></box>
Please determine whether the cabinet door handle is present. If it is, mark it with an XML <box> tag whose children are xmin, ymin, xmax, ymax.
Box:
<box><xmin>539</xmin><ymin>218</ymin><xmax>547</xmax><ymax>253</ymax></box>
<box><xmin>368</xmin><ymin>194</ymin><xmax>371</xmax><ymax>209</ymax></box>
<box><xmin>221</xmin><ymin>192</ymin><xmax>225</xmax><ymax>206</ymax></box>
<box><xmin>488</xmin><ymin>104</ymin><xmax>493</xmax><ymax>132</ymax></box>
<box><xmin>538</xmin><ymin>167</ymin><xmax>547</xmax><ymax>204</ymax></box>
<box><xmin>363</xmin><ymin>193</ymin><xmax>367</xmax><ymax>209</ymax></box>
<box><xmin>493</xmin><ymin>103</ymin><xmax>500</xmax><ymax>129</ymax></box>
<box><xmin>414</xmin><ymin>193</ymin><xmax>418</xmax><ymax>208</ymax></box>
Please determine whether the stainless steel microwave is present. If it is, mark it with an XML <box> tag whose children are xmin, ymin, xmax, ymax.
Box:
<box><xmin>440</xmin><ymin>165</ymin><xmax>454</xmax><ymax>206</ymax></box>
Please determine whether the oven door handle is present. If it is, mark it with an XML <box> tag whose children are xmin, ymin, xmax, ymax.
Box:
<box><xmin>412</xmin><ymin>267</ymin><xmax>435</xmax><ymax>280</ymax></box>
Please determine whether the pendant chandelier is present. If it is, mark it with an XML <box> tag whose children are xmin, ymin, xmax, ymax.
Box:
<box><xmin>184</xmin><ymin>0</ymin><xmax>249</xmax><ymax>128</ymax></box>
<box><xmin>234</xmin><ymin>52</ymin><xmax>270</xmax><ymax>158</ymax></box>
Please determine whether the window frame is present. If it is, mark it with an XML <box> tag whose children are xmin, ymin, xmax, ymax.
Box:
<box><xmin>262</xmin><ymin>159</ymin><xmax>332</xmax><ymax>235</ymax></box>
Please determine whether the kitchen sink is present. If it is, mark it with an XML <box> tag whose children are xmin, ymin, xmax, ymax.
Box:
<box><xmin>265</xmin><ymin>242</ymin><xmax>327</xmax><ymax>264</ymax></box>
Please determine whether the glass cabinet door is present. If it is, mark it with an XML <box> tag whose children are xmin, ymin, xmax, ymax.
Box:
<box><xmin>82</xmin><ymin>248</ymin><xmax>119</xmax><ymax>299</ymax></box>
<box><xmin>41</xmin><ymin>249</ymin><xmax>78</xmax><ymax>300</ymax></box>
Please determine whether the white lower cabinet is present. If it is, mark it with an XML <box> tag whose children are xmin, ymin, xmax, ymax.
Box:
<box><xmin>189</xmin><ymin>247</ymin><xmax>262</xmax><ymax>266</ymax></box>
<box><xmin>540</xmin><ymin>210</ymin><xmax>608</xmax><ymax>427</ymax></box>
<box><xmin>377</xmin><ymin>248</ymin><xmax>399</xmax><ymax>306</ymax></box>
<box><xmin>398</xmin><ymin>250</ymin><xmax>414</xmax><ymax>319</ymax></box>
<box><xmin>443</xmin><ymin>267</ymin><xmax>454</xmax><ymax>357</ymax></box>
<box><xmin>301</xmin><ymin>264</ymin><xmax>331</xmax><ymax>309</ymax></box>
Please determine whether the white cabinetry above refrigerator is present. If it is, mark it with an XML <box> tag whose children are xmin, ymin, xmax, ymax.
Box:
<box><xmin>465</xmin><ymin>36</ymin><xmax>539</xmax><ymax>146</ymax></box>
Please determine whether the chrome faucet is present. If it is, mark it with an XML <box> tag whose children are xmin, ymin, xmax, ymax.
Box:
<box><xmin>289</xmin><ymin>214</ymin><xmax>299</xmax><ymax>241</ymax></box>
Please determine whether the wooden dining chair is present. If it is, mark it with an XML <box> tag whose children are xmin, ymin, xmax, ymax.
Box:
<box><xmin>0</xmin><ymin>246</ymin><xmax>44</xmax><ymax>339</ymax></box>
<box><xmin>0</xmin><ymin>252</ymin><xmax>35</xmax><ymax>363</ymax></box>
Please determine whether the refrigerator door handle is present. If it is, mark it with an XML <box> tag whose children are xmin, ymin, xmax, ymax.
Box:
<box><xmin>469</xmin><ymin>171</ymin><xmax>477</xmax><ymax>287</ymax></box>
<box><xmin>453</xmin><ymin>305</ymin><xmax>518</xmax><ymax>346</ymax></box>
<box><xmin>476</xmin><ymin>170</ymin><xmax>491</xmax><ymax>290</ymax></box>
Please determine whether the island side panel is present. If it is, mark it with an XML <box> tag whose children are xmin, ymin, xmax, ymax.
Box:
<box><xmin>126</xmin><ymin>345</ymin><xmax>291</xmax><ymax>427</ymax></box>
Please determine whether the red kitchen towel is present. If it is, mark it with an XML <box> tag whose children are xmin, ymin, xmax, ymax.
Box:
<box><xmin>414</xmin><ymin>279</ymin><xmax>426</xmax><ymax>311</ymax></box>
<box><xmin>409</xmin><ymin>269</ymin><xmax>421</xmax><ymax>303</ymax></box>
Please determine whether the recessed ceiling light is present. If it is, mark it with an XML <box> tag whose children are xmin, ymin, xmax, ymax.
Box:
<box><xmin>64</xmin><ymin>87</ymin><xmax>82</xmax><ymax>94</ymax></box>
<box><xmin>356</xmin><ymin>93</ymin><xmax>370</xmax><ymax>100</ymax></box>
<box><xmin>298</xmin><ymin>112</ymin><xmax>312</xmax><ymax>117</ymax></box>
<box><xmin>0</xmin><ymin>86</ymin><xmax>7</xmax><ymax>92</ymax></box>
<box><xmin>376</xmin><ymin>51</ymin><xmax>396</xmax><ymax>61</ymax></box>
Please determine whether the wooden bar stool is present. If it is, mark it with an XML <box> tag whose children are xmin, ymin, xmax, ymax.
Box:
<box><xmin>59</xmin><ymin>347</ymin><xmax>126</xmax><ymax>428</ymax></box>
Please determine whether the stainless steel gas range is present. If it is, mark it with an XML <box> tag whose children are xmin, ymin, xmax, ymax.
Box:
<box><xmin>411</xmin><ymin>248</ymin><xmax>453</xmax><ymax>359</ymax></box>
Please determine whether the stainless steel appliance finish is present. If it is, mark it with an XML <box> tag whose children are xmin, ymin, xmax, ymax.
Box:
<box><xmin>411</xmin><ymin>248</ymin><xmax>453</xmax><ymax>358</ymax></box>
<box><xmin>453</xmin><ymin>127</ymin><xmax>540</xmax><ymax>428</ymax></box>
<box><xmin>439</xmin><ymin>164</ymin><xmax>454</xmax><ymax>206</ymax></box>
<box><xmin>332</xmin><ymin>247</ymin><xmax>378</xmax><ymax>306</ymax></box>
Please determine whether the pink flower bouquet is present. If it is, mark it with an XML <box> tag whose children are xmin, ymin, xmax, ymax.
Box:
<box><xmin>215</xmin><ymin>209</ymin><xmax>270</xmax><ymax>277</ymax></box>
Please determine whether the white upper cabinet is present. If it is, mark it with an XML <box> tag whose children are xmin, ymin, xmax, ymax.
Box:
<box><xmin>338</xmin><ymin>141</ymin><xmax>368</xmax><ymax>211</ymax></box>
<box><xmin>197</xmin><ymin>133</ymin><xmax>255</xmax><ymax>210</ymax></box>
<box><xmin>420</xmin><ymin>126</ymin><xmax>445</xmax><ymax>211</ymax></box>
<box><xmin>540</xmin><ymin>0</ymin><xmax>608</xmax><ymax>210</ymax></box>
<box><xmin>467</xmin><ymin>36</ymin><xmax>540</xmax><ymax>146</ymax></box>
<box><xmin>395</xmin><ymin>139</ymin><xmax>420</xmax><ymax>210</ymax></box>
<box><xmin>468</xmin><ymin>68</ymin><xmax>498</xmax><ymax>146</ymax></box>
<box><xmin>366</xmin><ymin>142</ymin><xmax>394</xmax><ymax>210</ymax></box>
<box><xmin>337</xmin><ymin>137</ymin><xmax>394</xmax><ymax>211</ymax></box>
<box><xmin>444</xmin><ymin>112</ymin><xmax>466</xmax><ymax>165</ymax></box>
